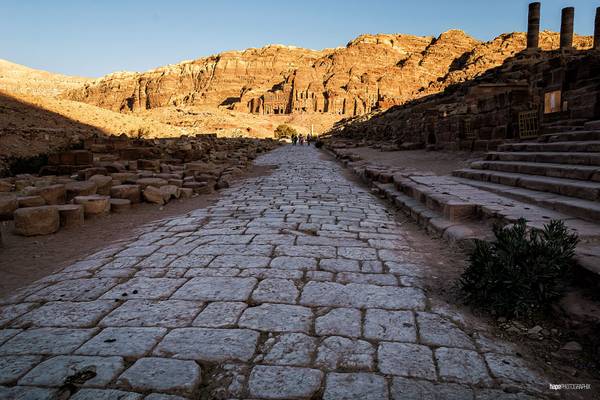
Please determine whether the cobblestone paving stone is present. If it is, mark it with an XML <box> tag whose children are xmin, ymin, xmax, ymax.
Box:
<box><xmin>0</xmin><ymin>146</ymin><xmax>550</xmax><ymax>399</ymax></box>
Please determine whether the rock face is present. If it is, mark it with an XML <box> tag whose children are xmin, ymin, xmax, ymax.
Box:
<box><xmin>62</xmin><ymin>31</ymin><xmax>592</xmax><ymax>119</ymax></box>
<box><xmin>326</xmin><ymin>45</ymin><xmax>599</xmax><ymax>151</ymax></box>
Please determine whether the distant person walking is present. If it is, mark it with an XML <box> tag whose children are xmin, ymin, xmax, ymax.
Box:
<box><xmin>291</xmin><ymin>133</ymin><xmax>298</xmax><ymax>145</ymax></box>
<box><xmin>307</xmin><ymin>133</ymin><xmax>313</xmax><ymax>146</ymax></box>
<box><xmin>299</xmin><ymin>133</ymin><xmax>305</xmax><ymax>146</ymax></box>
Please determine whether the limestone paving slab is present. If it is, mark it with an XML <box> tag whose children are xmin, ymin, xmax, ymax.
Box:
<box><xmin>251</xmin><ymin>279</ymin><xmax>299</xmax><ymax>304</ymax></box>
<box><xmin>363</xmin><ymin>309</ymin><xmax>416</xmax><ymax>342</ymax></box>
<box><xmin>323</xmin><ymin>372</ymin><xmax>389</xmax><ymax>400</ymax></box>
<box><xmin>19</xmin><ymin>355</ymin><xmax>124</xmax><ymax>387</ymax></box>
<box><xmin>24</xmin><ymin>278</ymin><xmax>119</xmax><ymax>302</ymax></box>
<box><xmin>435</xmin><ymin>347</ymin><xmax>492</xmax><ymax>385</ymax></box>
<box><xmin>12</xmin><ymin>301</ymin><xmax>116</xmax><ymax>328</ymax></box>
<box><xmin>270</xmin><ymin>256</ymin><xmax>318</xmax><ymax>270</ymax></box>
<box><xmin>171</xmin><ymin>276</ymin><xmax>257</xmax><ymax>301</ymax></box>
<box><xmin>0</xmin><ymin>303</ymin><xmax>38</xmax><ymax>326</ymax></box>
<box><xmin>320</xmin><ymin>258</ymin><xmax>360</xmax><ymax>272</ymax></box>
<box><xmin>0</xmin><ymin>355</ymin><xmax>43</xmax><ymax>384</ymax></box>
<box><xmin>99</xmin><ymin>300</ymin><xmax>203</xmax><ymax>327</ymax></box>
<box><xmin>0</xmin><ymin>386</ymin><xmax>58</xmax><ymax>400</ymax></box>
<box><xmin>209</xmin><ymin>254</ymin><xmax>271</xmax><ymax>269</ymax></box>
<box><xmin>315</xmin><ymin>308</ymin><xmax>361</xmax><ymax>338</ymax></box>
<box><xmin>315</xmin><ymin>336</ymin><xmax>375</xmax><ymax>371</ymax></box>
<box><xmin>240</xmin><ymin>268</ymin><xmax>303</xmax><ymax>280</ymax></box>
<box><xmin>153</xmin><ymin>327</ymin><xmax>259</xmax><ymax>362</ymax></box>
<box><xmin>192</xmin><ymin>301</ymin><xmax>247</xmax><ymax>327</ymax></box>
<box><xmin>390</xmin><ymin>377</ymin><xmax>475</xmax><ymax>400</ymax></box>
<box><xmin>248</xmin><ymin>365</ymin><xmax>323</xmax><ymax>399</ymax></box>
<box><xmin>0</xmin><ymin>329</ymin><xmax>21</xmax><ymax>346</ymax></box>
<box><xmin>100</xmin><ymin>278</ymin><xmax>187</xmax><ymax>300</ymax></box>
<box><xmin>417</xmin><ymin>312</ymin><xmax>475</xmax><ymax>349</ymax></box>
<box><xmin>378</xmin><ymin>342</ymin><xmax>436</xmax><ymax>379</ymax></box>
<box><xmin>300</xmin><ymin>281</ymin><xmax>426</xmax><ymax>310</ymax></box>
<box><xmin>69</xmin><ymin>388</ymin><xmax>143</xmax><ymax>400</ymax></box>
<box><xmin>117</xmin><ymin>357</ymin><xmax>201</xmax><ymax>396</ymax></box>
<box><xmin>259</xmin><ymin>333</ymin><xmax>317</xmax><ymax>367</ymax></box>
<box><xmin>0</xmin><ymin>328</ymin><xmax>97</xmax><ymax>355</ymax></box>
<box><xmin>239</xmin><ymin>303</ymin><xmax>313</xmax><ymax>333</ymax></box>
<box><xmin>75</xmin><ymin>327</ymin><xmax>167</xmax><ymax>357</ymax></box>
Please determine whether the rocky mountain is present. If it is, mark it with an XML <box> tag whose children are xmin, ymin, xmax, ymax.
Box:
<box><xmin>0</xmin><ymin>59</ymin><xmax>91</xmax><ymax>97</ymax></box>
<box><xmin>63</xmin><ymin>30</ymin><xmax>592</xmax><ymax>121</ymax></box>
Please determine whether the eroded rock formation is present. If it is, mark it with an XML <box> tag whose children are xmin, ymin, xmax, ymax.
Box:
<box><xmin>64</xmin><ymin>31</ymin><xmax>591</xmax><ymax>119</ymax></box>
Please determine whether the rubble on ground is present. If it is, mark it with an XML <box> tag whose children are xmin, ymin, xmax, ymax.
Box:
<box><xmin>0</xmin><ymin>133</ymin><xmax>278</xmax><ymax>237</ymax></box>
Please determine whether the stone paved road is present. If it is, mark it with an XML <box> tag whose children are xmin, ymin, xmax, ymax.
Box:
<box><xmin>0</xmin><ymin>146</ymin><xmax>549</xmax><ymax>399</ymax></box>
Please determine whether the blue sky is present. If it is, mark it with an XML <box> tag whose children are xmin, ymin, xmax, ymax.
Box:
<box><xmin>0</xmin><ymin>0</ymin><xmax>597</xmax><ymax>77</ymax></box>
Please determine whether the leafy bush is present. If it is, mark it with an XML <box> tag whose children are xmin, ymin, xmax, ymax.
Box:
<box><xmin>314</xmin><ymin>140</ymin><xmax>324</xmax><ymax>148</ymax></box>
<box><xmin>274</xmin><ymin>124</ymin><xmax>297</xmax><ymax>139</ymax></box>
<box><xmin>460</xmin><ymin>218</ymin><xmax>578</xmax><ymax>318</ymax></box>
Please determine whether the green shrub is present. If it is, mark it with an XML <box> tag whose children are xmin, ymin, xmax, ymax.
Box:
<box><xmin>274</xmin><ymin>124</ymin><xmax>297</xmax><ymax>139</ymax></box>
<box><xmin>460</xmin><ymin>218</ymin><xmax>578</xmax><ymax>318</ymax></box>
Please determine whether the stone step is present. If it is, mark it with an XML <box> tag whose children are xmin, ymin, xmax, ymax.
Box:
<box><xmin>390</xmin><ymin>177</ymin><xmax>478</xmax><ymax>222</ymax></box>
<box><xmin>451</xmin><ymin>177</ymin><xmax>600</xmax><ymax>223</ymax></box>
<box><xmin>370</xmin><ymin>176</ymin><xmax>600</xmax><ymax>275</ymax></box>
<box><xmin>470</xmin><ymin>160</ymin><xmax>600</xmax><ymax>182</ymax></box>
<box><xmin>584</xmin><ymin>120</ymin><xmax>600</xmax><ymax>131</ymax></box>
<box><xmin>485</xmin><ymin>151</ymin><xmax>600</xmax><ymax>166</ymax></box>
<box><xmin>538</xmin><ymin>130</ymin><xmax>600</xmax><ymax>143</ymax></box>
<box><xmin>542</xmin><ymin>125</ymin><xmax>584</xmax><ymax>134</ymax></box>
<box><xmin>498</xmin><ymin>140</ymin><xmax>600</xmax><ymax>153</ymax></box>
<box><xmin>452</xmin><ymin>168</ymin><xmax>600</xmax><ymax>201</ymax></box>
<box><xmin>370</xmin><ymin>182</ymin><xmax>491</xmax><ymax>247</ymax></box>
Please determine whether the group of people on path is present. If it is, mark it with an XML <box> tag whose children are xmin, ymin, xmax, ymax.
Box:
<box><xmin>291</xmin><ymin>132</ymin><xmax>313</xmax><ymax>146</ymax></box>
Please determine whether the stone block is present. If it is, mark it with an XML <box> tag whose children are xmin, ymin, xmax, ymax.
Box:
<box><xmin>0</xmin><ymin>193</ymin><xmax>18</xmax><ymax>220</ymax></box>
<box><xmin>17</xmin><ymin>195</ymin><xmax>45</xmax><ymax>208</ymax></box>
<box><xmin>110</xmin><ymin>184</ymin><xmax>142</xmax><ymax>203</ymax></box>
<box><xmin>56</xmin><ymin>204</ymin><xmax>84</xmax><ymax>228</ymax></box>
<box><xmin>143</xmin><ymin>185</ymin><xmax>166</xmax><ymax>205</ymax></box>
<box><xmin>66</xmin><ymin>180</ymin><xmax>98</xmax><ymax>201</ymax></box>
<box><xmin>14</xmin><ymin>206</ymin><xmax>59</xmax><ymax>236</ymax></box>
<box><xmin>25</xmin><ymin>184</ymin><xmax>66</xmax><ymax>205</ymax></box>
<box><xmin>110</xmin><ymin>198</ymin><xmax>131</xmax><ymax>213</ymax></box>
<box><xmin>89</xmin><ymin>174</ymin><xmax>113</xmax><ymax>195</ymax></box>
<box><xmin>74</xmin><ymin>195</ymin><xmax>110</xmax><ymax>217</ymax></box>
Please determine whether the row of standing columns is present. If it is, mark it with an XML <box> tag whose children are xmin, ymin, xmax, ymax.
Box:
<box><xmin>527</xmin><ymin>2</ymin><xmax>600</xmax><ymax>51</ymax></box>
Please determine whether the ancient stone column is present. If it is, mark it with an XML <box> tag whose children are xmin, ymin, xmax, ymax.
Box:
<box><xmin>527</xmin><ymin>2</ymin><xmax>541</xmax><ymax>50</ymax></box>
<box><xmin>560</xmin><ymin>7</ymin><xmax>575</xmax><ymax>50</ymax></box>
<box><xmin>595</xmin><ymin>7</ymin><xmax>600</xmax><ymax>50</ymax></box>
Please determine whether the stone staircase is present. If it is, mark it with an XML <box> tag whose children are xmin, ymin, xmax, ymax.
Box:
<box><xmin>326</xmin><ymin>123</ymin><xmax>600</xmax><ymax>276</ymax></box>
<box><xmin>450</xmin><ymin>121</ymin><xmax>600</xmax><ymax>273</ymax></box>
<box><xmin>453</xmin><ymin>122</ymin><xmax>600</xmax><ymax>222</ymax></box>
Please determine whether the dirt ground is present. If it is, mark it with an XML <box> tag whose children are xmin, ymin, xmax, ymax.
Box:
<box><xmin>350</xmin><ymin>147</ymin><xmax>483</xmax><ymax>176</ymax></box>
<box><xmin>0</xmin><ymin>164</ymin><xmax>275</xmax><ymax>297</ymax></box>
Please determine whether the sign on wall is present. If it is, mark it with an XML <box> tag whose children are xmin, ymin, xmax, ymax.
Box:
<box><xmin>544</xmin><ymin>90</ymin><xmax>562</xmax><ymax>114</ymax></box>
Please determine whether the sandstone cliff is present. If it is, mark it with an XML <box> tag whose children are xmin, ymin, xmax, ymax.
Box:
<box><xmin>63</xmin><ymin>30</ymin><xmax>592</xmax><ymax>120</ymax></box>
<box><xmin>60</xmin><ymin>31</ymin><xmax>481</xmax><ymax>117</ymax></box>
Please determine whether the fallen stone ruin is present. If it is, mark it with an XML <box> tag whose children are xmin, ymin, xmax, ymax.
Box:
<box><xmin>0</xmin><ymin>134</ymin><xmax>278</xmax><ymax>239</ymax></box>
